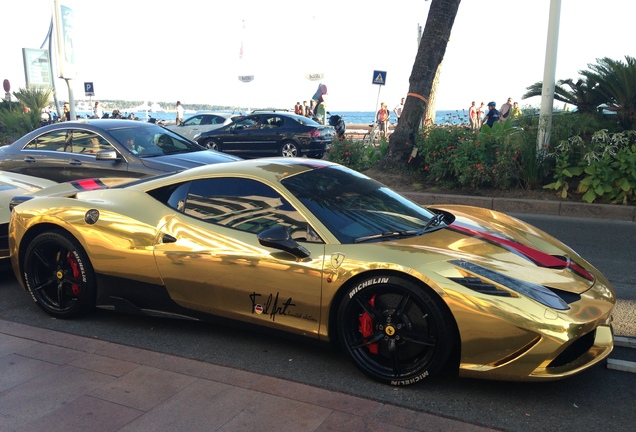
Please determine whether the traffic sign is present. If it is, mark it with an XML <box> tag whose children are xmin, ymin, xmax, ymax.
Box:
<box><xmin>3</xmin><ymin>79</ymin><xmax>10</xmax><ymax>92</ymax></box>
<box><xmin>372</xmin><ymin>70</ymin><xmax>387</xmax><ymax>86</ymax></box>
<box><xmin>84</xmin><ymin>82</ymin><xmax>94</xmax><ymax>96</ymax></box>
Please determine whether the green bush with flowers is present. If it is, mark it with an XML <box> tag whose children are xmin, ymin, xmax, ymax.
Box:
<box><xmin>326</xmin><ymin>138</ymin><xmax>387</xmax><ymax>171</ymax></box>
<box><xmin>409</xmin><ymin>106</ymin><xmax>635</xmax><ymax>202</ymax></box>
<box><xmin>415</xmin><ymin>120</ymin><xmax>530</xmax><ymax>189</ymax></box>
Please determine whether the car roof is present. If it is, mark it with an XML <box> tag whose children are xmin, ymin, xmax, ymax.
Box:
<box><xmin>193</xmin><ymin>112</ymin><xmax>241</xmax><ymax>117</ymax></box>
<box><xmin>128</xmin><ymin>158</ymin><xmax>338</xmax><ymax>191</ymax></box>
<box><xmin>4</xmin><ymin>120</ymin><xmax>158</xmax><ymax>146</ymax></box>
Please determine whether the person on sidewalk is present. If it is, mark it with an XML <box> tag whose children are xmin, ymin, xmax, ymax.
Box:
<box><xmin>176</xmin><ymin>101</ymin><xmax>184</xmax><ymax>125</ymax></box>
<box><xmin>483</xmin><ymin>101</ymin><xmax>500</xmax><ymax>128</ymax></box>
<box><xmin>393</xmin><ymin>97</ymin><xmax>405</xmax><ymax>123</ymax></box>
<box><xmin>469</xmin><ymin>101</ymin><xmax>479</xmax><ymax>130</ymax></box>
<box><xmin>376</xmin><ymin>102</ymin><xmax>390</xmax><ymax>138</ymax></box>
<box><xmin>499</xmin><ymin>97</ymin><xmax>512</xmax><ymax>122</ymax></box>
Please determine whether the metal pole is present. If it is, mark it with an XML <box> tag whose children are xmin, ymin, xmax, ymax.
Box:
<box><xmin>66</xmin><ymin>79</ymin><xmax>75</xmax><ymax>120</ymax></box>
<box><xmin>373</xmin><ymin>85</ymin><xmax>382</xmax><ymax>127</ymax></box>
<box><xmin>537</xmin><ymin>0</ymin><xmax>562</xmax><ymax>152</ymax></box>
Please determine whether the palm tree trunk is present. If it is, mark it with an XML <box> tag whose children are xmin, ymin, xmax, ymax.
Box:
<box><xmin>381</xmin><ymin>0</ymin><xmax>461</xmax><ymax>169</ymax></box>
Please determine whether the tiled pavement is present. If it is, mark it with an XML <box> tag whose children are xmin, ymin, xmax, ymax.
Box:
<box><xmin>0</xmin><ymin>319</ymin><xmax>496</xmax><ymax>432</ymax></box>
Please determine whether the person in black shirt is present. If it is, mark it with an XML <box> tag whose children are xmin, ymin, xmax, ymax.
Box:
<box><xmin>483</xmin><ymin>101</ymin><xmax>500</xmax><ymax>127</ymax></box>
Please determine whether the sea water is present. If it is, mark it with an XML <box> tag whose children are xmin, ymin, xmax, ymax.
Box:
<box><xmin>75</xmin><ymin>109</ymin><xmax>470</xmax><ymax>125</ymax></box>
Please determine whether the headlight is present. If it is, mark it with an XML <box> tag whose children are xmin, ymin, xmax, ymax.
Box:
<box><xmin>449</xmin><ymin>259</ymin><xmax>570</xmax><ymax>310</ymax></box>
<box><xmin>193</xmin><ymin>133</ymin><xmax>201</xmax><ymax>141</ymax></box>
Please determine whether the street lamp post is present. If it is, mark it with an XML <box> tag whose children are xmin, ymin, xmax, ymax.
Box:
<box><xmin>537</xmin><ymin>0</ymin><xmax>562</xmax><ymax>153</ymax></box>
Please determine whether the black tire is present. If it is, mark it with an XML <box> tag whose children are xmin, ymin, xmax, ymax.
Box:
<box><xmin>22</xmin><ymin>231</ymin><xmax>97</xmax><ymax>319</ymax></box>
<box><xmin>280</xmin><ymin>141</ymin><xmax>299</xmax><ymax>157</ymax></box>
<box><xmin>337</xmin><ymin>275</ymin><xmax>455</xmax><ymax>386</ymax></box>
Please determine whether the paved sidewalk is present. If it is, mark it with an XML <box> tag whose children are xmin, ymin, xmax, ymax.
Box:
<box><xmin>0</xmin><ymin>319</ymin><xmax>496</xmax><ymax>432</ymax></box>
<box><xmin>401</xmin><ymin>192</ymin><xmax>636</xmax><ymax>222</ymax></box>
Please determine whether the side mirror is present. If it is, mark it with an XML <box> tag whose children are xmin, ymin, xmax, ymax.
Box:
<box><xmin>95</xmin><ymin>150</ymin><xmax>121</xmax><ymax>161</ymax></box>
<box><xmin>258</xmin><ymin>226</ymin><xmax>310</xmax><ymax>259</ymax></box>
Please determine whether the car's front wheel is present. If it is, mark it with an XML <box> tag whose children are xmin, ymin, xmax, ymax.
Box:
<box><xmin>280</xmin><ymin>141</ymin><xmax>299</xmax><ymax>157</ymax></box>
<box><xmin>205</xmin><ymin>139</ymin><xmax>222</xmax><ymax>152</ymax></box>
<box><xmin>22</xmin><ymin>231</ymin><xmax>97</xmax><ymax>319</ymax></box>
<box><xmin>337</xmin><ymin>275</ymin><xmax>456</xmax><ymax>385</ymax></box>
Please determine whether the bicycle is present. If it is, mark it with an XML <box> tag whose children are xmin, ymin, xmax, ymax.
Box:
<box><xmin>362</xmin><ymin>122</ymin><xmax>381</xmax><ymax>147</ymax></box>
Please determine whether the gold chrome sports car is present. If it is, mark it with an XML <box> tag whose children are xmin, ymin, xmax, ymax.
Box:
<box><xmin>8</xmin><ymin>159</ymin><xmax>615</xmax><ymax>385</ymax></box>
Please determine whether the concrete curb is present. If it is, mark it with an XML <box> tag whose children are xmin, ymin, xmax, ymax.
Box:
<box><xmin>401</xmin><ymin>192</ymin><xmax>636</xmax><ymax>222</ymax></box>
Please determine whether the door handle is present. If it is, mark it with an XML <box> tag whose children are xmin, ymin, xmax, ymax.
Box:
<box><xmin>24</xmin><ymin>156</ymin><xmax>36</xmax><ymax>163</ymax></box>
<box><xmin>68</xmin><ymin>159</ymin><xmax>82</xmax><ymax>166</ymax></box>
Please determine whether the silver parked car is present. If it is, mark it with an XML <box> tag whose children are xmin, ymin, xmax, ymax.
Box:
<box><xmin>165</xmin><ymin>112</ymin><xmax>242</xmax><ymax>140</ymax></box>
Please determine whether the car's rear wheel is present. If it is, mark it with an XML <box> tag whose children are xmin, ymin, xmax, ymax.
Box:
<box><xmin>280</xmin><ymin>141</ymin><xmax>299</xmax><ymax>157</ymax></box>
<box><xmin>22</xmin><ymin>231</ymin><xmax>97</xmax><ymax>319</ymax></box>
<box><xmin>337</xmin><ymin>275</ymin><xmax>455</xmax><ymax>386</ymax></box>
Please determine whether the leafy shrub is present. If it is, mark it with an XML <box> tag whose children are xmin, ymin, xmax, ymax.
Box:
<box><xmin>415</xmin><ymin>121</ymin><xmax>535</xmax><ymax>189</ymax></box>
<box><xmin>545</xmin><ymin>129</ymin><xmax>636</xmax><ymax>203</ymax></box>
<box><xmin>326</xmin><ymin>138</ymin><xmax>385</xmax><ymax>172</ymax></box>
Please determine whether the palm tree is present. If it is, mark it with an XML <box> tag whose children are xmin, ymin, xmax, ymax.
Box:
<box><xmin>581</xmin><ymin>56</ymin><xmax>636</xmax><ymax>129</ymax></box>
<box><xmin>522</xmin><ymin>77</ymin><xmax>605</xmax><ymax>114</ymax></box>
<box><xmin>13</xmin><ymin>87</ymin><xmax>52</xmax><ymax>113</ymax></box>
<box><xmin>0</xmin><ymin>87</ymin><xmax>52</xmax><ymax>140</ymax></box>
<box><xmin>383</xmin><ymin>0</ymin><xmax>462</xmax><ymax>168</ymax></box>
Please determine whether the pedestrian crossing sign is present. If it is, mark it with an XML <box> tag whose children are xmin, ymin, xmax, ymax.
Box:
<box><xmin>372</xmin><ymin>70</ymin><xmax>387</xmax><ymax>86</ymax></box>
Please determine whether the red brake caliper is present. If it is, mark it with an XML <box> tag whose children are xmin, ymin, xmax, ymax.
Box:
<box><xmin>358</xmin><ymin>295</ymin><xmax>379</xmax><ymax>354</ymax></box>
<box><xmin>66</xmin><ymin>252</ymin><xmax>82</xmax><ymax>296</ymax></box>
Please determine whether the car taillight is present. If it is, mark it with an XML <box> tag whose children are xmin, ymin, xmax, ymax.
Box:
<box><xmin>308</xmin><ymin>129</ymin><xmax>321</xmax><ymax>139</ymax></box>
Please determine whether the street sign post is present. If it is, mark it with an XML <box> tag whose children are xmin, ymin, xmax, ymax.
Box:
<box><xmin>84</xmin><ymin>82</ymin><xmax>94</xmax><ymax>96</ymax></box>
<box><xmin>371</xmin><ymin>70</ymin><xmax>387</xmax><ymax>121</ymax></box>
<box><xmin>372</xmin><ymin>70</ymin><xmax>387</xmax><ymax>86</ymax></box>
<box><xmin>3</xmin><ymin>79</ymin><xmax>10</xmax><ymax>103</ymax></box>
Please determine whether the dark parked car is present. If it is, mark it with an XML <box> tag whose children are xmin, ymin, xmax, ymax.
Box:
<box><xmin>0</xmin><ymin>119</ymin><xmax>239</xmax><ymax>182</ymax></box>
<box><xmin>193</xmin><ymin>112</ymin><xmax>333</xmax><ymax>158</ymax></box>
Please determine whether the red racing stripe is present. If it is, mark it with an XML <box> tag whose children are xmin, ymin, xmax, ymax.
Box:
<box><xmin>448</xmin><ymin>222</ymin><xmax>595</xmax><ymax>282</ymax></box>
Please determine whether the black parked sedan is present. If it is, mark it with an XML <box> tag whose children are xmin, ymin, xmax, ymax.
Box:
<box><xmin>193</xmin><ymin>112</ymin><xmax>333</xmax><ymax>158</ymax></box>
<box><xmin>0</xmin><ymin>119</ymin><xmax>239</xmax><ymax>182</ymax></box>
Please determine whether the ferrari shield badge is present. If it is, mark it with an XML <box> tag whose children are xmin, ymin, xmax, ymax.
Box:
<box><xmin>84</xmin><ymin>209</ymin><xmax>100</xmax><ymax>225</ymax></box>
<box><xmin>330</xmin><ymin>253</ymin><xmax>345</xmax><ymax>269</ymax></box>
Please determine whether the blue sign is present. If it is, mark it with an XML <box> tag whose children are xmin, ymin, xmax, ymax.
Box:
<box><xmin>84</xmin><ymin>82</ymin><xmax>94</xmax><ymax>96</ymax></box>
<box><xmin>372</xmin><ymin>70</ymin><xmax>387</xmax><ymax>86</ymax></box>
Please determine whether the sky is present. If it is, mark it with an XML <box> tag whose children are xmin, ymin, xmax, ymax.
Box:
<box><xmin>1</xmin><ymin>0</ymin><xmax>634</xmax><ymax>112</ymax></box>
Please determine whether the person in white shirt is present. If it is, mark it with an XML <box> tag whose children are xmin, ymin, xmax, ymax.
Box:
<box><xmin>176</xmin><ymin>101</ymin><xmax>184</xmax><ymax>125</ymax></box>
<box><xmin>393</xmin><ymin>97</ymin><xmax>405</xmax><ymax>123</ymax></box>
<box><xmin>93</xmin><ymin>101</ymin><xmax>103</xmax><ymax>119</ymax></box>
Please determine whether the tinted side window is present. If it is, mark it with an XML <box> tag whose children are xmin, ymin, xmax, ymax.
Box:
<box><xmin>162</xmin><ymin>178</ymin><xmax>322</xmax><ymax>242</ymax></box>
<box><xmin>184</xmin><ymin>116</ymin><xmax>203</xmax><ymax>126</ymax></box>
<box><xmin>69</xmin><ymin>131</ymin><xmax>113</xmax><ymax>154</ymax></box>
<box><xmin>24</xmin><ymin>130</ymin><xmax>69</xmax><ymax>151</ymax></box>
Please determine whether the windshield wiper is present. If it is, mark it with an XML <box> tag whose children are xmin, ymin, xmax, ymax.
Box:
<box><xmin>353</xmin><ymin>213</ymin><xmax>447</xmax><ymax>244</ymax></box>
<box><xmin>354</xmin><ymin>231</ymin><xmax>411</xmax><ymax>243</ymax></box>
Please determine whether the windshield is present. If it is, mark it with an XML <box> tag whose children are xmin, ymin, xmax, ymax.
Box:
<box><xmin>109</xmin><ymin>125</ymin><xmax>203</xmax><ymax>157</ymax></box>
<box><xmin>281</xmin><ymin>165</ymin><xmax>442</xmax><ymax>244</ymax></box>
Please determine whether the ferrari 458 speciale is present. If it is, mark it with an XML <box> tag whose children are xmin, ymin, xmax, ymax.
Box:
<box><xmin>7</xmin><ymin>159</ymin><xmax>615</xmax><ymax>385</ymax></box>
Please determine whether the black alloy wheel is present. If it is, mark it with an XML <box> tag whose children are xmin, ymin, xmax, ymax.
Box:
<box><xmin>337</xmin><ymin>275</ymin><xmax>455</xmax><ymax>385</ymax></box>
<box><xmin>22</xmin><ymin>231</ymin><xmax>97</xmax><ymax>319</ymax></box>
